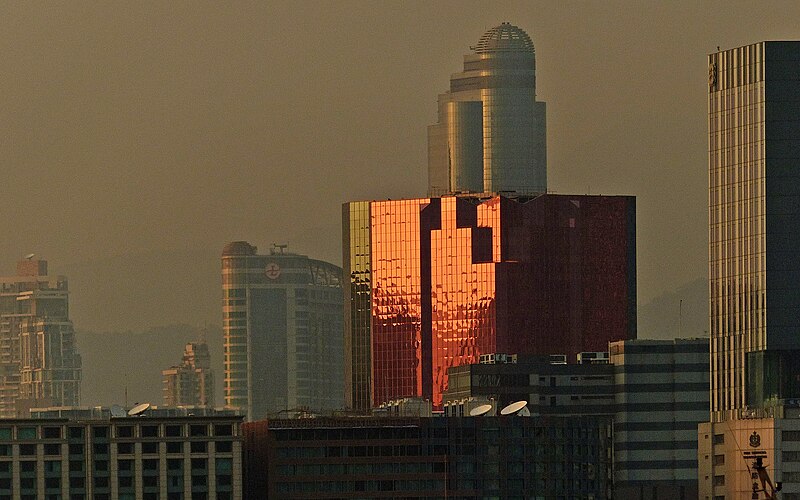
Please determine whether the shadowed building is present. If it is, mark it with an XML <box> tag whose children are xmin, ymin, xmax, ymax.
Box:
<box><xmin>0</xmin><ymin>258</ymin><xmax>81</xmax><ymax>417</ymax></box>
<box><xmin>428</xmin><ymin>22</ymin><xmax>547</xmax><ymax>196</ymax></box>
<box><xmin>222</xmin><ymin>242</ymin><xmax>343</xmax><ymax>420</ymax></box>
<box><xmin>162</xmin><ymin>341</ymin><xmax>215</xmax><ymax>408</ymax></box>
<box><xmin>343</xmin><ymin>194</ymin><xmax>636</xmax><ymax>411</ymax></box>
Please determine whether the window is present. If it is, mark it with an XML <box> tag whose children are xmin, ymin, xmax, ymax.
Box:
<box><xmin>116</xmin><ymin>426</ymin><xmax>133</xmax><ymax>438</ymax></box>
<box><xmin>713</xmin><ymin>433</ymin><xmax>725</xmax><ymax>444</ymax></box>
<box><xmin>44</xmin><ymin>461</ymin><xmax>61</xmax><ymax>473</ymax></box>
<box><xmin>0</xmin><ymin>429</ymin><xmax>10</xmax><ymax>440</ymax></box>
<box><xmin>94</xmin><ymin>476</ymin><xmax>109</xmax><ymax>488</ymax></box>
<box><xmin>713</xmin><ymin>454</ymin><xmax>725</xmax><ymax>465</ymax></box>
<box><xmin>43</xmin><ymin>427</ymin><xmax>61</xmax><ymax>439</ymax></box>
<box><xmin>142</xmin><ymin>442</ymin><xmax>158</xmax><ymax>454</ymax></box>
<box><xmin>19</xmin><ymin>444</ymin><xmax>36</xmax><ymax>456</ymax></box>
<box><xmin>69</xmin><ymin>460</ymin><xmax>83</xmax><ymax>471</ymax></box>
<box><xmin>94</xmin><ymin>460</ymin><xmax>108</xmax><ymax>472</ymax></box>
<box><xmin>189</xmin><ymin>425</ymin><xmax>207</xmax><ymax>437</ymax></box>
<box><xmin>167</xmin><ymin>442</ymin><xmax>182</xmax><ymax>454</ymax></box>
<box><xmin>17</xmin><ymin>427</ymin><xmax>36</xmax><ymax>440</ymax></box>
<box><xmin>713</xmin><ymin>475</ymin><xmax>725</xmax><ymax>486</ymax></box>
<box><xmin>166</xmin><ymin>425</ymin><xmax>182</xmax><ymax>437</ymax></box>
<box><xmin>68</xmin><ymin>444</ymin><xmax>83</xmax><ymax>455</ymax></box>
<box><xmin>143</xmin><ymin>459</ymin><xmax>159</xmax><ymax>471</ymax></box>
<box><xmin>68</xmin><ymin>427</ymin><xmax>83</xmax><ymax>439</ymax></box>
<box><xmin>92</xmin><ymin>427</ymin><xmax>109</xmax><ymax>439</ymax></box>
<box><xmin>141</xmin><ymin>425</ymin><xmax>159</xmax><ymax>438</ymax></box>
<box><xmin>784</xmin><ymin>431</ymin><xmax>800</xmax><ymax>441</ymax></box>
<box><xmin>44</xmin><ymin>443</ymin><xmax>60</xmax><ymax>456</ymax></box>
<box><xmin>118</xmin><ymin>459</ymin><xmax>134</xmax><ymax>472</ymax></box>
<box><xmin>214</xmin><ymin>425</ymin><xmax>233</xmax><ymax>437</ymax></box>
<box><xmin>117</xmin><ymin>443</ymin><xmax>134</xmax><ymax>455</ymax></box>
<box><xmin>190</xmin><ymin>441</ymin><xmax>207</xmax><ymax>453</ymax></box>
<box><xmin>215</xmin><ymin>441</ymin><xmax>232</xmax><ymax>453</ymax></box>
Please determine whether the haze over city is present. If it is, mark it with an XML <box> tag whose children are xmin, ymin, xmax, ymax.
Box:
<box><xmin>1</xmin><ymin>2</ymin><xmax>797</xmax><ymax>349</ymax></box>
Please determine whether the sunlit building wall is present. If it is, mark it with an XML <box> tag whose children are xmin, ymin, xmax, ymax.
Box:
<box><xmin>702</xmin><ymin>41</ymin><xmax>800</xmax><ymax>499</ymax></box>
<box><xmin>221</xmin><ymin>242</ymin><xmax>343</xmax><ymax>420</ymax></box>
<box><xmin>428</xmin><ymin>22</ymin><xmax>547</xmax><ymax>196</ymax></box>
<box><xmin>343</xmin><ymin>194</ymin><xmax>636</xmax><ymax>410</ymax></box>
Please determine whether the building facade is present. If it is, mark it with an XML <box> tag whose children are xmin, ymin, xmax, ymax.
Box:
<box><xmin>702</xmin><ymin>41</ymin><xmax>800</xmax><ymax>499</ymax></box>
<box><xmin>0</xmin><ymin>414</ymin><xmax>242</xmax><ymax>499</ymax></box>
<box><xmin>428</xmin><ymin>22</ymin><xmax>547</xmax><ymax>196</ymax></box>
<box><xmin>243</xmin><ymin>415</ymin><xmax>612</xmax><ymax>499</ymax></box>
<box><xmin>609</xmin><ymin>339</ymin><xmax>708</xmax><ymax>500</ymax></box>
<box><xmin>162</xmin><ymin>341</ymin><xmax>215</xmax><ymax>408</ymax></box>
<box><xmin>221</xmin><ymin>242</ymin><xmax>343</xmax><ymax>420</ymax></box>
<box><xmin>0</xmin><ymin>258</ymin><xmax>81</xmax><ymax>418</ymax></box>
<box><xmin>343</xmin><ymin>194</ymin><xmax>636</xmax><ymax>411</ymax></box>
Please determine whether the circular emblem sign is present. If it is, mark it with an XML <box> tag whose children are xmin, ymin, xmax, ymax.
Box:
<box><xmin>265</xmin><ymin>262</ymin><xmax>281</xmax><ymax>280</ymax></box>
<box><xmin>749</xmin><ymin>431</ymin><xmax>761</xmax><ymax>448</ymax></box>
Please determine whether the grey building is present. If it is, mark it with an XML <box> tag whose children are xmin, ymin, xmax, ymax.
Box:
<box><xmin>0</xmin><ymin>258</ymin><xmax>81</xmax><ymax>418</ymax></box>
<box><xmin>428</xmin><ymin>22</ymin><xmax>547</xmax><ymax>196</ymax></box>
<box><xmin>442</xmin><ymin>340</ymin><xmax>709</xmax><ymax>499</ymax></box>
<box><xmin>610</xmin><ymin>339</ymin><xmax>708</xmax><ymax>500</ymax></box>
<box><xmin>701</xmin><ymin>41</ymin><xmax>800</xmax><ymax>499</ymax></box>
<box><xmin>221</xmin><ymin>242</ymin><xmax>343</xmax><ymax>420</ymax></box>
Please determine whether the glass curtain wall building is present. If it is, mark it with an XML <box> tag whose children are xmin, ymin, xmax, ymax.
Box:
<box><xmin>343</xmin><ymin>194</ymin><xmax>636</xmax><ymax>410</ymax></box>
<box><xmin>221</xmin><ymin>242</ymin><xmax>343</xmax><ymax>420</ymax></box>
<box><xmin>428</xmin><ymin>22</ymin><xmax>547</xmax><ymax>196</ymax></box>
<box><xmin>708</xmin><ymin>42</ymin><xmax>800</xmax><ymax>421</ymax></box>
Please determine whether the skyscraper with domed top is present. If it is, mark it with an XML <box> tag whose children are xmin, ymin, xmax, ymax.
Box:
<box><xmin>428</xmin><ymin>22</ymin><xmax>547</xmax><ymax>196</ymax></box>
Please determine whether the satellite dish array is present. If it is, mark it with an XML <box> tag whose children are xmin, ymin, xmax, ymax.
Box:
<box><xmin>469</xmin><ymin>400</ymin><xmax>530</xmax><ymax>417</ymax></box>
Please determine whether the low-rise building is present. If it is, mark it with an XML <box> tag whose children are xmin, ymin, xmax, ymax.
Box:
<box><xmin>0</xmin><ymin>413</ymin><xmax>243</xmax><ymax>499</ymax></box>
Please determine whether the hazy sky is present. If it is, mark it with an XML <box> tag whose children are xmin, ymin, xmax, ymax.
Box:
<box><xmin>3</xmin><ymin>1</ymin><xmax>800</xmax><ymax>331</ymax></box>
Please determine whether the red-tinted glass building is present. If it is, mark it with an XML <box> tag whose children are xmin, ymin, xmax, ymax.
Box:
<box><xmin>343</xmin><ymin>194</ymin><xmax>636</xmax><ymax>410</ymax></box>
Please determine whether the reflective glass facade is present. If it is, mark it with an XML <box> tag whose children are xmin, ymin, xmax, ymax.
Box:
<box><xmin>344</xmin><ymin>194</ymin><xmax>636</xmax><ymax>410</ymax></box>
<box><xmin>708</xmin><ymin>42</ymin><xmax>800</xmax><ymax>421</ymax></box>
<box><xmin>222</xmin><ymin>242</ymin><xmax>343</xmax><ymax>420</ymax></box>
<box><xmin>428</xmin><ymin>23</ymin><xmax>546</xmax><ymax>196</ymax></box>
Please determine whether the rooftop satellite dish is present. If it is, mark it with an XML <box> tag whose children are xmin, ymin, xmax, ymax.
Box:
<box><xmin>469</xmin><ymin>404</ymin><xmax>493</xmax><ymax>417</ymax></box>
<box><xmin>127</xmin><ymin>402</ymin><xmax>150</xmax><ymax>417</ymax></box>
<box><xmin>110</xmin><ymin>405</ymin><xmax>126</xmax><ymax>418</ymax></box>
<box><xmin>500</xmin><ymin>400</ymin><xmax>529</xmax><ymax>416</ymax></box>
<box><xmin>24</xmin><ymin>253</ymin><xmax>35</xmax><ymax>260</ymax></box>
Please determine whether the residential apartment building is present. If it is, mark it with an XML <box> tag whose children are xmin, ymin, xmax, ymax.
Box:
<box><xmin>0</xmin><ymin>258</ymin><xmax>81</xmax><ymax>417</ymax></box>
<box><xmin>162</xmin><ymin>341</ymin><xmax>215</xmax><ymax>408</ymax></box>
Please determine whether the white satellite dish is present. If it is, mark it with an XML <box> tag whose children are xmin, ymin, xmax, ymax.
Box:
<box><xmin>127</xmin><ymin>402</ymin><xmax>151</xmax><ymax>417</ymax></box>
<box><xmin>469</xmin><ymin>404</ymin><xmax>493</xmax><ymax>417</ymax></box>
<box><xmin>500</xmin><ymin>400</ymin><xmax>529</xmax><ymax>416</ymax></box>
<box><xmin>110</xmin><ymin>405</ymin><xmax>126</xmax><ymax>418</ymax></box>
<box><xmin>24</xmin><ymin>253</ymin><xmax>35</xmax><ymax>260</ymax></box>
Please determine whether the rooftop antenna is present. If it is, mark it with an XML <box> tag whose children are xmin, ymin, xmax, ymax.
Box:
<box><xmin>679</xmin><ymin>299</ymin><xmax>683</xmax><ymax>337</ymax></box>
<box><xmin>128</xmin><ymin>402</ymin><xmax>151</xmax><ymax>417</ymax></box>
<box><xmin>469</xmin><ymin>404</ymin><xmax>493</xmax><ymax>417</ymax></box>
<box><xmin>271</xmin><ymin>243</ymin><xmax>288</xmax><ymax>255</ymax></box>
<box><xmin>500</xmin><ymin>400</ymin><xmax>530</xmax><ymax>416</ymax></box>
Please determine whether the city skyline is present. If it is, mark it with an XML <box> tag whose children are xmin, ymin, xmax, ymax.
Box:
<box><xmin>5</xmin><ymin>2</ymin><xmax>800</xmax><ymax>334</ymax></box>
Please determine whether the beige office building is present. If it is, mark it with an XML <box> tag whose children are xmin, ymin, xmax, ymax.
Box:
<box><xmin>162</xmin><ymin>341</ymin><xmax>215</xmax><ymax>408</ymax></box>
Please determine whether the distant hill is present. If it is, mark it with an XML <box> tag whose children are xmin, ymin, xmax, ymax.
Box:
<box><xmin>77</xmin><ymin>324</ymin><xmax>224</xmax><ymax>408</ymax></box>
<box><xmin>637</xmin><ymin>275</ymin><xmax>707</xmax><ymax>340</ymax></box>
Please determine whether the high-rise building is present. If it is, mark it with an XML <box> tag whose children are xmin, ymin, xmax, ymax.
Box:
<box><xmin>428</xmin><ymin>22</ymin><xmax>547</xmax><ymax>196</ymax></box>
<box><xmin>162</xmin><ymin>341</ymin><xmax>215</xmax><ymax>408</ymax></box>
<box><xmin>0</xmin><ymin>258</ymin><xmax>81</xmax><ymax>417</ymax></box>
<box><xmin>221</xmin><ymin>242</ymin><xmax>343</xmax><ymax>420</ymax></box>
<box><xmin>700</xmin><ymin>41</ymin><xmax>800</xmax><ymax>498</ymax></box>
<box><xmin>343</xmin><ymin>194</ymin><xmax>636</xmax><ymax>411</ymax></box>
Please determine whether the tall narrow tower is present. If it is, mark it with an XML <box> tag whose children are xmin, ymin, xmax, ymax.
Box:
<box><xmin>428</xmin><ymin>22</ymin><xmax>547</xmax><ymax>196</ymax></box>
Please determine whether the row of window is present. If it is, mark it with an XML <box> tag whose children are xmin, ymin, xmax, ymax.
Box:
<box><xmin>1</xmin><ymin>424</ymin><xmax>234</xmax><ymax>440</ymax></box>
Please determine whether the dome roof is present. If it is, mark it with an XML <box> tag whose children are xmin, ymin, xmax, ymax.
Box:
<box><xmin>474</xmin><ymin>22</ymin><xmax>534</xmax><ymax>54</ymax></box>
<box><xmin>222</xmin><ymin>241</ymin><xmax>257</xmax><ymax>256</ymax></box>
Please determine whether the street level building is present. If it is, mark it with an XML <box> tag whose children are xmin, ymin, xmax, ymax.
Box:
<box><xmin>428</xmin><ymin>22</ymin><xmax>547</xmax><ymax>196</ymax></box>
<box><xmin>343</xmin><ymin>194</ymin><xmax>636</xmax><ymax>411</ymax></box>
<box><xmin>243</xmin><ymin>415</ymin><xmax>612</xmax><ymax>499</ymax></box>
<box><xmin>701</xmin><ymin>41</ymin><xmax>800</xmax><ymax>499</ymax></box>
<box><xmin>0</xmin><ymin>258</ymin><xmax>81</xmax><ymax>418</ymax></box>
<box><xmin>0</xmin><ymin>414</ymin><xmax>242</xmax><ymax>499</ymax></box>
<box><xmin>222</xmin><ymin>242</ymin><xmax>343</xmax><ymax>420</ymax></box>
<box><xmin>162</xmin><ymin>341</ymin><xmax>215</xmax><ymax>408</ymax></box>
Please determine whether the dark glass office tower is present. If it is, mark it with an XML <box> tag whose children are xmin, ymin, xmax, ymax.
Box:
<box><xmin>708</xmin><ymin>42</ymin><xmax>800</xmax><ymax>421</ymax></box>
<box><xmin>428</xmin><ymin>23</ymin><xmax>547</xmax><ymax>196</ymax></box>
